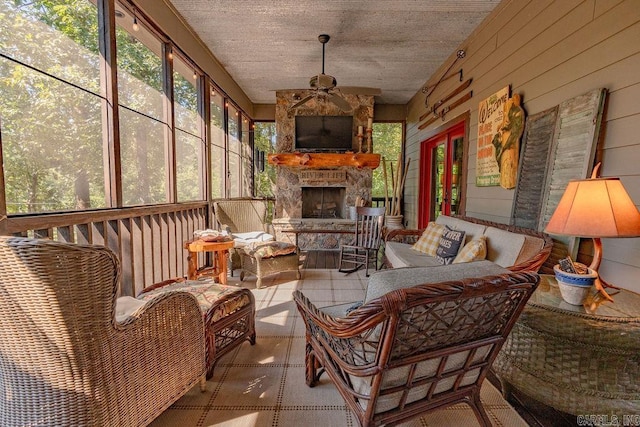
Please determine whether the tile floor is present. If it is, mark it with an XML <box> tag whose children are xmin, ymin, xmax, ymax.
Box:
<box><xmin>150</xmin><ymin>267</ymin><xmax>530</xmax><ymax>427</ymax></box>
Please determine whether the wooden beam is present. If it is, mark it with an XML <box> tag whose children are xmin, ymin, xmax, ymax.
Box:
<box><xmin>267</xmin><ymin>153</ymin><xmax>381</xmax><ymax>169</ymax></box>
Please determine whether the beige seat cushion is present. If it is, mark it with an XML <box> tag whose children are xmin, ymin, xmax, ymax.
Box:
<box><xmin>385</xmin><ymin>241</ymin><xmax>442</xmax><ymax>269</ymax></box>
<box><xmin>483</xmin><ymin>226</ymin><xmax>526</xmax><ymax>267</ymax></box>
<box><xmin>365</xmin><ymin>260</ymin><xmax>508</xmax><ymax>303</ymax></box>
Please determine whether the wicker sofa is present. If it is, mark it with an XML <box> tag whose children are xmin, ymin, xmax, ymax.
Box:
<box><xmin>384</xmin><ymin>215</ymin><xmax>553</xmax><ymax>272</ymax></box>
<box><xmin>294</xmin><ymin>261</ymin><xmax>540</xmax><ymax>426</ymax></box>
<box><xmin>0</xmin><ymin>236</ymin><xmax>206</xmax><ymax>427</ymax></box>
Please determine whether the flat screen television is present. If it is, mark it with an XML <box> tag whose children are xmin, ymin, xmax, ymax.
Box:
<box><xmin>295</xmin><ymin>115</ymin><xmax>354</xmax><ymax>152</ymax></box>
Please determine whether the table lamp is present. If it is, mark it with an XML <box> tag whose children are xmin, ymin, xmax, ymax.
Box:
<box><xmin>544</xmin><ymin>164</ymin><xmax>640</xmax><ymax>301</ymax></box>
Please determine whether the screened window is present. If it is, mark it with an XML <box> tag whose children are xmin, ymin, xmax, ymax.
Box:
<box><xmin>173</xmin><ymin>56</ymin><xmax>204</xmax><ymax>202</ymax></box>
<box><xmin>210</xmin><ymin>89</ymin><xmax>226</xmax><ymax>199</ymax></box>
<box><xmin>254</xmin><ymin>122</ymin><xmax>276</xmax><ymax>198</ymax></box>
<box><xmin>241</xmin><ymin>114</ymin><xmax>252</xmax><ymax>196</ymax></box>
<box><xmin>0</xmin><ymin>0</ymin><xmax>105</xmax><ymax>213</ymax></box>
<box><xmin>116</xmin><ymin>4</ymin><xmax>167</xmax><ymax>206</ymax></box>
<box><xmin>372</xmin><ymin>122</ymin><xmax>404</xmax><ymax>202</ymax></box>
<box><xmin>227</xmin><ymin>104</ymin><xmax>241</xmax><ymax>198</ymax></box>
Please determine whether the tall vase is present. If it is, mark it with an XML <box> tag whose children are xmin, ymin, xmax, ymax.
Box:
<box><xmin>385</xmin><ymin>215</ymin><xmax>404</xmax><ymax>230</ymax></box>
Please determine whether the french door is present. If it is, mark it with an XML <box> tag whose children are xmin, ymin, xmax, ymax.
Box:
<box><xmin>418</xmin><ymin>122</ymin><xmax>465</xmax><ymax>228</ymax></box>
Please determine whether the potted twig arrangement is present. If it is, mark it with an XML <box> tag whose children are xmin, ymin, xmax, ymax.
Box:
<box><xmin>382</xmin><ymin>153</ymin><xmax>410</xmax><ymax>229</ymax></box>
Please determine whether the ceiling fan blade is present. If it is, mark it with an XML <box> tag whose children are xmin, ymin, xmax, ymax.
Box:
<box><xmin>327</xmin><ymin>93</ymin><xmax>352</xmax><ymax>112</ymax></box>
<box><xmin>289</xmin><ymin>94</ymin><xmax>314</xmax><ymax>110</ymax></box>
<box><xmin>337</xmin><ymin>86</ymin><xmax>382</xmax><ymax>95</ymax></box>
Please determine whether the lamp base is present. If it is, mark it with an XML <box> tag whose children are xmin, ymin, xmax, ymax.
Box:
<box><xmin>589</xmin><ymin>238</ymin><xmax>615</xmax><ymax>302</ymax></box>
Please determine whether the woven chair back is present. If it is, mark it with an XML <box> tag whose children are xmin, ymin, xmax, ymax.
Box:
<box><xmin>213</xmin><ymin>199</ymin><xmax>268</xmax><ymax>233</ymax></box>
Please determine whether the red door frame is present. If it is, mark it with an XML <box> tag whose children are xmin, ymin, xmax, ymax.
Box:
<box><xmin>418</xmin><ymin>122</ymin><xmax>465</xmax><ymax>228</ymax></box>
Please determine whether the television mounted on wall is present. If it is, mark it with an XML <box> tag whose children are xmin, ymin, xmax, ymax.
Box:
<box><xmin>294</xmin><ymin>115</ymin><xmax>354</xmax><ymax>152</ymax></box>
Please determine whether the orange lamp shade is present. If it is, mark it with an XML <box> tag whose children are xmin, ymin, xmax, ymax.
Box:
<box><xmin>544</xmin><ymin>178</ymin><xmax>640</xmax><ymax>238</ymax></box>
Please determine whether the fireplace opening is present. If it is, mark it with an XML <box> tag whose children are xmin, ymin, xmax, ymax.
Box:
<box><xmin>302</xmin><ymin>187</ymin><xmax>346</xmax><ymax>219</ymax></box>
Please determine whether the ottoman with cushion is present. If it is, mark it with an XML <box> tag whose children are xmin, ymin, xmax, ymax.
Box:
<box><xmin>240</xmin><ymin>241</ymin><xmax>301</xmax><ymax>288</ymax></box>
<box><xmin>138</xmin><ymin>278</ymin><xmax>256</xmax><ymax>378</ymax></box>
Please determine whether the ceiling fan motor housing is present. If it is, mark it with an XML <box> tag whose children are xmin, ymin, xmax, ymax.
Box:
<box><xmin>310</xmin><ymin>74</ymin><xmax>337</xmax><ymax>90</ymax></box>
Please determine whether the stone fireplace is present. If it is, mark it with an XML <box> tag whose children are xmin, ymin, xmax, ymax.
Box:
<box><xmin>270</xmin><ymin>90</ymin><xmax>376</xmax><ymax>250</ymax></box>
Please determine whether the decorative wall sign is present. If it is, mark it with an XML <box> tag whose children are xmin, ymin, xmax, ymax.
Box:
<box><xmin>476</xmin><ymin>86</ymin><xmax>509</xmax><ymax>186</ymax></box>
<box><xmin>299</xmin><ymin>170</ymin><xmax>347</xmax><ymax>183</ymax></box>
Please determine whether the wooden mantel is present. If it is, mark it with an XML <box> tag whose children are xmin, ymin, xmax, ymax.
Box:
<box><xmin>267</xmin><ymin>152</ymin><xmax>381</xmax><ymax>169</ymax></box>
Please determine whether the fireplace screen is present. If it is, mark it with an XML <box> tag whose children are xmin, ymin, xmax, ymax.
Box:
<box><xmin>301</xmin><ymin>187</ymin><xmax>346</xmax><ymax>219</ymax></box>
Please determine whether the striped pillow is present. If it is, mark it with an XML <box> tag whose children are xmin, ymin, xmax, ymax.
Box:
<box><xmin>453</xmin><ymin>236</ymin><xmax>487</xmax><ymax>264</ymax></box>
<box><xmin>411</xmin><ymin>222</ymin><xmax>445</xmax><ymax>256</ymax></box>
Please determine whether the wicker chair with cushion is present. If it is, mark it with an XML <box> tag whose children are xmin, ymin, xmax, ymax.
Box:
<box><xmin>213</xmin><ymin>198</ymin><xmax>275</xmax><ymax>276</ymax></box>
<box><xmin>293</xmin><ymin>262</ymin><xmax>539</xmax><ymax>427</ymax></box>
<box><xmin>0</xmin><ymin>236</ymin><xmax>206</xmax><ymax>427</ymax></box>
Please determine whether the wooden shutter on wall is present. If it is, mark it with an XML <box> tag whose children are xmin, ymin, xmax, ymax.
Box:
<box><xmin>538</xmin><ymin>88</ymin><xmax>607</xmax><ymax>231</ymax></box>
<box><xmin>510</xmin><ymin>107</ymin><xmax>558</xmax><ymax>229</ymax></box>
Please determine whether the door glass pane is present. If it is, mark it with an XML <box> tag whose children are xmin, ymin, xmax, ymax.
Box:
<box><xmin>450</xmin><ymin>137</ymin><xmax>464</xmax><ymax>215</ymax></box>
<box><xmin>431</xmin><ymin>144</ymin><xmax>446</xmax><ymax>220</ymax></box>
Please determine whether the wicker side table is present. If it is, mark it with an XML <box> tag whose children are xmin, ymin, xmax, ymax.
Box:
<box><xmin>493</xmin><ymin>275</ymin><xmax>640</xmax><ymax>415</ymax></box>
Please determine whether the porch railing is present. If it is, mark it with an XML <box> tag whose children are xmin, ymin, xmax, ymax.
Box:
<box><xmin>3</xmin><ymin>202</ymin><xmax>209</xmax><ymax>297</ymax></box>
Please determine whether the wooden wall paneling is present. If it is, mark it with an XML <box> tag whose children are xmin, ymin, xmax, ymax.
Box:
<box><xmin>510</xmin><ymin>106</ymin><xmax>559</xmax><ymax>229</ymax></box>
<box><xmin>538</xmin><ymin>87</ymin><xmax>607</xmax><ymax>258</ymax></box>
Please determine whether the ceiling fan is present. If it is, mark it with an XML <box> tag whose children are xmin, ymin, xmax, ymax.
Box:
<box><xmin>289</xmin><ymin>34</ymin><xmax>381</xmax><ymax>112</ymax></box>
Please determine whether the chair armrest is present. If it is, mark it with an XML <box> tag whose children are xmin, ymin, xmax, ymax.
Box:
<box><xmin>116</xmin><ymin>291</ymin><xmax>206</xmax><ymax>394</ymax></box>
<box><xmin>293</xmin><ymin>290</ymin><xmax>387</xmax><ymax>371</ymax></box>
<box><xmin>385</xmin><ymin>228</ymin><xmax>424</xmax><ymax>244</ymax></box>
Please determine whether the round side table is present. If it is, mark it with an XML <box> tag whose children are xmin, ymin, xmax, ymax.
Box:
<box><xmin>493</xmin><ymin>274</ymin><xmax>640</xmax><ymax>415</ymax></box>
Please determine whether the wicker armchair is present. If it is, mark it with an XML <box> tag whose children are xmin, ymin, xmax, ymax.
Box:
<box><xmin>213</xmin><ymin>198</ymin><xmax>274</xmax><ymax>275</ymax></box>
<box><xmin>293</xmin><ymin>266</ymin><xmax>539</xmax><ymax>427</ymax></box>
<box><xmin>0</xmin><ymin>236</ymin><xmax>206</xmax><ymax>427</ymax></box>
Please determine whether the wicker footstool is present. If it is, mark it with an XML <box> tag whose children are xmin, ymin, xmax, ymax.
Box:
<box><xmin>139</xmin><ymin>278</ymin><xmax>256</xmax><ymax>379</ymax></box>
<box><xmin>239</xmin><ymin>241</ymin><xmax>301</xmax><ymax>288</ymax></box>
